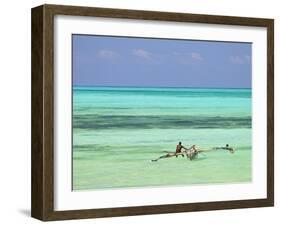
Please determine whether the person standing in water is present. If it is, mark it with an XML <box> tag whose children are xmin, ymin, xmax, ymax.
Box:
<box><xmin>214</xmin><ymin>144</ymin><xmax>235</xmax><ymax>153</ymax></box>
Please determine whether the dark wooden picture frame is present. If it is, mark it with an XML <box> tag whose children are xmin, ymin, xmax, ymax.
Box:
<box><xmin>31</xmin><ymin>4</ymin><xmax>274</xmax><ymax>221</ymax></box>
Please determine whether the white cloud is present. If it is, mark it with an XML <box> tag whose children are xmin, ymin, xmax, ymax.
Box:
<box><xmin>97</xmin><ymin>49</ymin><xmax>118</xmax><ymax>59</ymax></box>
<box><xmin>172</xmin><ymin>51</ymin><xmax>180</xmax><ymax>56</ymax></box>
<box><xmin>132</xmin><ymin>49</ymin><xmax>152</xmax><ymax>60</ymax></box>
<box><xmin>229</xmin><ymin>55</ymin><xmax>251</xmax><ymax>64</ymax></box>
<box><xmin>174</xmin><ymin>52</ymin><xmax>203</xmax><ymax>64</ymax></box>
<box><xmin>229</xmin><ymin>56</ymin><xmax>244</xmax><ymax>64</ymax></box>
<box><xmin>245</xmin><ymin>55</ymin><xmax>251</xmax><ymax>63</ymax></box>
<box><xmin>191</xmin><ymin>52</ymin><xmax>203</xmax><ymax>61</ymax></box>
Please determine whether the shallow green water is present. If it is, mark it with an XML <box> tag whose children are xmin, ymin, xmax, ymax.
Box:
<box><xmin>73</xmin><ymin>87</ymin><xmax>252</xmax><ymax>190</ymax></box>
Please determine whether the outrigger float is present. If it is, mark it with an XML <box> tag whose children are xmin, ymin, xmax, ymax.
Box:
<box><xmin>151</xmin><ymin>144</ymin><xmax>235</xmax><ymax>162</ymax></box>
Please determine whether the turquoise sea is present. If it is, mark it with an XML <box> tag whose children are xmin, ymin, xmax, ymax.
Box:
<box><xmin>72</xmin><ymin>87</ymin><xmax>252</xmax><ymax>190</ymax></box>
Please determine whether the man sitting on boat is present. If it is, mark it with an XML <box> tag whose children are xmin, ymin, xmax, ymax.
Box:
<box><xmin>151</xmin><ymin>141</ymin><xmax>187</xmax><ymax>162</ymax></box>
<box><xmin>175</xmin><ymin>142</ymin><xmax>186</xmax><ymax>157</ymax></box>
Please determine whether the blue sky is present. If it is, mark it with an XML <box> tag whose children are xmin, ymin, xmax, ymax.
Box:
<box><xmin>73</xmin><ymin>35</ymin><xmax>252</xmax><ymax>88</ymax></box>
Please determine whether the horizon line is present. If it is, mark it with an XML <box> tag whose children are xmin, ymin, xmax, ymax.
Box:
<box><xmin>72</xmin><ymin>85</ymin><xmax>252</xmax><ymax>89</ymax></box>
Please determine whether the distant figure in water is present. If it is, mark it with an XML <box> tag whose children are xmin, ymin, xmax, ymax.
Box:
<box><xmin>151</xmin><ymin>142</ymin><xmax>186</xmax><ymax>162</ymax></box>
<box><xmin>214</xmin><ymin>144</ymin><xmax>235</xmax><ymax>153</ymax></box>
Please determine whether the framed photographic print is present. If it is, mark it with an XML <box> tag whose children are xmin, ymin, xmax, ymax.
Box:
<box><xmin>31</xmin><ymin>4</ymin><xmax>274</xmax><ymax>221</ymax></box>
